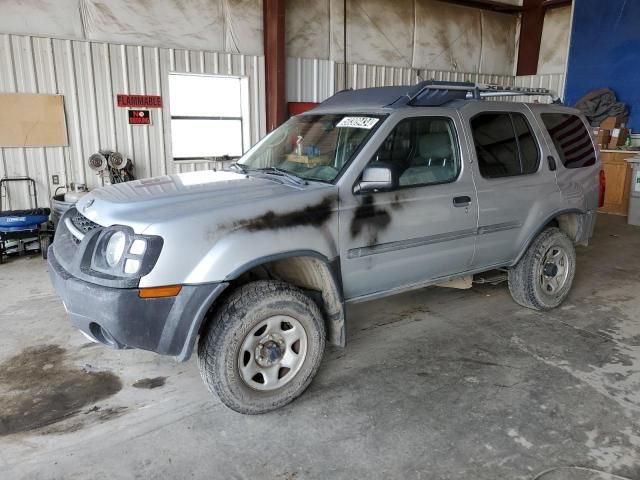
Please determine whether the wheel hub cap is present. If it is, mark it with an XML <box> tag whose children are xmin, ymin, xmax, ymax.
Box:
<box><xmin>539</xmin><ymin>245</ymin><xmax>570</xmax><ymax>294</ymax></box>
<box><xmin>238</xmin><ymin>315</ymin><xmax>308</xmax><ymax>391</ymax></box>
<box><xmin>543</xmin><ymin>263</ymin><xmax>559</xmax><ymax>277</ymax></box>
<box><xmin>255</xmin><ymin>335</ymin><xmax>285</xmax><ymax>367</ymax></box>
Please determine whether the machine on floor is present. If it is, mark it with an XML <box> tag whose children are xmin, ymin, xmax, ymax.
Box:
<box><xmin>0</xmin><ymin>177</ymin><xmax>53</xmax><ymax>263</ymax></box>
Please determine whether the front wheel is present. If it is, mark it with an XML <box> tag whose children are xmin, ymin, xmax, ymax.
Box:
<box><xmin>197</xmin><ymin>280</ymin><xmax>326</xmax><ymax>414</ymax></box>
<box><xmin>508</xmin><ymin>227</ymin><xmax>576</xmax><ymax>311</ymax></box>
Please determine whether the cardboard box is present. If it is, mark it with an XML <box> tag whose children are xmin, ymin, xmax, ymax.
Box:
<box><xmin>594</xmin><ymin>128</ymin><xmax>611</xmax><ymax>148</ymax></box>
<box><xmin>608</xmin><ymin>127</ymin><xmax>629</xmax><ymax>148</ymax></box>
<box><xmin>601</xmin><ymin>115</ymin><xmax>628</xmax><ymax>129</ymax></box>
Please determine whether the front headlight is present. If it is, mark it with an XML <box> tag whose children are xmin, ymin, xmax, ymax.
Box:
<box><xmin>105</xmin><ymin>231</ymin><xmax>126</xmax><ymax>267</ymax></box>
<box><xmin>89</xmin><ymin>226</ymin><xmax>163</xmax><ymax>280</ymax></box>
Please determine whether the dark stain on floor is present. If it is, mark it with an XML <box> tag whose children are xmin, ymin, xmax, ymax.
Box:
<box><xmin>0</xmin><ymin>344</ymin><xmax>122</xmax><ymax>436</ymax></box>
<box><xmin>132</xmin><ymin>376</ymin><xmax>167</xmax><ymax>389</ymax></box>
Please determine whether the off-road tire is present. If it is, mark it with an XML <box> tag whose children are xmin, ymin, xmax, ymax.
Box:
<box><xmin>508</xmin><ymin>227</ymin><xmax>576</xmax><ymax>311</ymax></box>
<box><xmin>197</xmin><ymin>280</ymin><xmax>326</xmax><ymax>414</ymax></box>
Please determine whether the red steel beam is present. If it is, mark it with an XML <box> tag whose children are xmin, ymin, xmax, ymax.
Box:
<box><xmin>516</xmin><ymin>0</ymin><xmax>546</xmax><ymax>76</ymax></box>
<box><xmin>263</xmin><ymin>0</ymin><xmax>286</xmax><ymax>132</ymax></box>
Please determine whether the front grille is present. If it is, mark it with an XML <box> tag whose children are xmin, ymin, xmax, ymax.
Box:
<box><xmin>63</xmin><ymin>209</ymin><xmax>102</xmax><ymax>245</ymax></box>
<box><xmin>71</xmin><ymin>211</ymin><xmax>100</xmax><ymax>234</ymax></box>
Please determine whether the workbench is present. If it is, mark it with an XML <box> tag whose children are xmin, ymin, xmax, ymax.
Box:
<box><xmin>598</xmin><ymin>149</ymin><xmax>637</xmax><ymax>216</ymax></box>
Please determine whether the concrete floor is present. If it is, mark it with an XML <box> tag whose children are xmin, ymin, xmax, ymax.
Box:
<box><xmin>0</xmin><ymin>214</ymin><xmax>639</xmax><ymax>480</ymax></box>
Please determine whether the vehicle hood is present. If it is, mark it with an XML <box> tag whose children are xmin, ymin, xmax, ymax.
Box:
<box><xmin>75</xmin><ymin>171</ymin><xmax>324</xmax><ymax>232</ymax></box>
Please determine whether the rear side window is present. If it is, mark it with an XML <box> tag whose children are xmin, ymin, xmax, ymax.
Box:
<box><xmin>541</xmin><ymin>113</ymin><xmax>596</xmax><ymax>168</ymax></box>
<box><xmin>471</xmin><ymin>112</ymin><xmax>540</xmax><ymax>179</ymax></box>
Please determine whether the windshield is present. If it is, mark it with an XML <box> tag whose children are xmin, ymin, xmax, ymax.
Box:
<box><xmin>238</xmin><ymin>114</ymin><xmax>383</xmax><ymax>183</ymax></box>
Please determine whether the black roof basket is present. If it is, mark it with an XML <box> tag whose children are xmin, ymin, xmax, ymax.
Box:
<box><xmin>389</xmin><ymin>80</ymin><xmax>562</xmax><ymax>107</ymax></box>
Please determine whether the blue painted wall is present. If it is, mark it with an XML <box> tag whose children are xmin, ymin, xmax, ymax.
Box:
<box><xmin>564</xmin><ymin>0</ymin><xmax>640</xmax><ymax>129</ymax></box>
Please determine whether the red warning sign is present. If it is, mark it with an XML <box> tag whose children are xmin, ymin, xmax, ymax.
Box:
<box><xmin>117</xmin><ymin>94</ymin><xmax>162</xmax><ymax>108</ymax></box>
<box><xmin>128</xmin><ymin>110</ymin><xmax>151</xmax><ymax>125</ymax></box>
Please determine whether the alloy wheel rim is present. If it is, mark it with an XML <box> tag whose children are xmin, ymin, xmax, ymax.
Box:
<box><xmin>238</xmin><ymin>315</ymin><xmax>308</xmax><ymax>391</ymax></box>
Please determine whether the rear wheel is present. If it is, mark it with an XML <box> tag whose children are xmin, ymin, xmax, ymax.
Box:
<box><xmin>197</xmin><ymin>280</ymin><xmax>325</xmax><ymax>414</ymax></box>
<box><xmin>508</xmin><ymin>227</ymin><xmax>576</xmax><ymax>310</ymax></box>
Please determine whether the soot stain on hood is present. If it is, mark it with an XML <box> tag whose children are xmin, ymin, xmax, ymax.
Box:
<box><xmin>350</xmin><ymin>195</ymin><xmax>391</xmax><ymax>245</ymax></box>
<box><xmin>0</xmin><ymin>345</ymin><xmax>122</xmax><ymax>436</ymax></box>
<box><xmin>233</xmin><ymin>196</ymin><xmax>337</xmax><ymax>232</ymax></box>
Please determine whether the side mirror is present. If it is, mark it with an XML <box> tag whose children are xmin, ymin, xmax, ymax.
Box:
<box><xmin>354</xmin><ymin>165</ymin><xmax>393</xmax><ymax>193</ymax></box>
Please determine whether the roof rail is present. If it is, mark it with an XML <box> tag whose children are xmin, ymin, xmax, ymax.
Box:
<box><xmin>473</xmin><ymin>83</ymin><xmax>561</xmax><ymax>103</ymax></box>
<box><xmin>396</xmin><ymin>80</ymin><xmax>562</xmax><ymax>106</ymax></box>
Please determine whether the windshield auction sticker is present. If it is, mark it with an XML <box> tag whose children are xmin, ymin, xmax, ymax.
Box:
<box><xmin>337</xmin><ymin>117</ymin><xmax>379</xmax><ymax>129</ymax></box>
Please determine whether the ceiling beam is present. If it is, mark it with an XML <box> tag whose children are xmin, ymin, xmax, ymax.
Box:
<box><xmin>434</xmin><ymin>0</ymin><xmax>572</xmax><ymax>14</ymax></box>
<box><xmin>542</xmin><ymin>0</ymin><xmax>572</xmax><ymax>9</ymax></box>
<box><xmin>434</xmin><ymin>0</ymin><xmax>523</xmax><ymax>14</ymax></box>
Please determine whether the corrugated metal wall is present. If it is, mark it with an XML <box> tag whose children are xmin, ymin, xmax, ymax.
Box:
<box><xmin>287</xmin><ymin>57</ymin><xmax>523</xmax><ymax>103</ymax></box>
<box><xmin>286</xmin><ymin>58</ymin><xmax>335</xmax><ymax>103</ymax></box>
<box><xmin>0</xmin><ymin>33</ymin><xmax>266</xmax><ymax>209</ymax></box>
<box><xmin>0</xmin><ymin>36</ymin><xmax>563</xmax><ymax>211</ymax></box>
<box><xmin>513</xmin><ymin>73</ymin><xmax>566</xmax><ymax>104</ymax></box>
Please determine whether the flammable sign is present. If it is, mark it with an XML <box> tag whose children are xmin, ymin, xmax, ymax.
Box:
<box><xmin>128</xmin><ymin>109</ymin><xmax>151</xmax><ymax>125</ymax></box>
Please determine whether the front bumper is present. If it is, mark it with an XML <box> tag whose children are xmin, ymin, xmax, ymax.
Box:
<box><xmin>48</xmin><ymin>248</ymin><xmax>228</xmax><ymax>361</ymax></box>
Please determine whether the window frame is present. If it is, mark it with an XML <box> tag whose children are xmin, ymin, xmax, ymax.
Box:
<box><xmin>354</xmin><ymin>115</ymin><xmax>463</xmax><ymax>194</ymax></box>
<box><xmin>238</xmin><ymin>113</ymin><xmax>386</xmax><ymax>184</ymax></box>
<box><xmin>539</xmin><ymin>112</ymin><xmax>597</xmax><ymax>169</ymax></box>
<box><xmin>168</xmin><ymin>73</ymin><xmax>247</xmax><ymax>161</ymax></box>
<box><xmin>469</xmin><ymin>111</ymin><xmax>541</xmax><ymax>180</ymax></box>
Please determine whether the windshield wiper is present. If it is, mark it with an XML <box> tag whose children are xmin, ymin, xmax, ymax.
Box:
<box><xmin>229</xmin><ymin>162</ymin><xmax>249</xmax><ymax>173</ymax></box>
<box><xmin>256</xmin><ymin>167</ymin><xmax>308</xmax><ymax>186</ymax></box>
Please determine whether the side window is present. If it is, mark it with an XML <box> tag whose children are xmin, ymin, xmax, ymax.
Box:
<box><xmin>368</xmin><ymin>117</ymin><xmax>460</xmax><ymax>189</ymax></box>
<box><xmin>541</xmin><ymin>113</ymin><xmax>596</xmax><ymax>169</ymax></box>
<box><xmin>471</xmin><ymin>112</ymin><xmax>540</xmax><ymax>178</ymax></box>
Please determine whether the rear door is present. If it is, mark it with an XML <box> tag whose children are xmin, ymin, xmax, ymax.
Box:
<box><xmin>461</xmin><ymin>103</ymin><xmax>563</xmax><ymax>268</ymax></box>
<box><xmin>338</xmin><ymin>111</ymin><xmax>479</xmax><ymax>300</ymax></box>
<box><xmin>531</xmin><ymin>108</ymin><xmax>601</xmax><ymax>213</ymax></box>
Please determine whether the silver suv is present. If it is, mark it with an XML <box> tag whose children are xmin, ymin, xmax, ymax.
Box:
<box><xmin>49</xmin><ymin>82</ymin><xmax>603</xmax><ymax>414</ymax></box>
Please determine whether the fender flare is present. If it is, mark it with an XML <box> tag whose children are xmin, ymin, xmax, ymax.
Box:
<box><xmin>224</xmin><ymin>250</ymin><xmax>346</xmax><ymax>347</ymax></box>
<box><xmin>510</xmin><ymin>208</ymin><xmax>587</xmax><ymax>266</ymax></box>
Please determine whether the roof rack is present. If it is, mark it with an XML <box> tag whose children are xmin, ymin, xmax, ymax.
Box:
<box><xmin>392</xmin><ymin>80</ymin><xmax>562</xmax><ymax>107</ymax></box>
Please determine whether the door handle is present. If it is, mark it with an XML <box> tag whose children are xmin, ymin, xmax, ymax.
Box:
<box><xmin>547</xmin><ymin>155</ymin><xmax>557</xmax><ymax>171</ymax></box>
<box><xmin>453</xmin><ymin>195</ymin><xmax>472</xmax><ymax>207</ymax></box>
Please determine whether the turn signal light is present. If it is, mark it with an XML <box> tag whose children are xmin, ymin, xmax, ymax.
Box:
<box><xmin>138</xmin><ymin>285</ymin><xmax>182</xmax><ymax>298</ymax></box>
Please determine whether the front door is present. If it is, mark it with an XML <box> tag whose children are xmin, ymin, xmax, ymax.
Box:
<box><xmin>339</xmin><ymin>113</ymin><xmax>479</xmax><ymax>300</ymax></box>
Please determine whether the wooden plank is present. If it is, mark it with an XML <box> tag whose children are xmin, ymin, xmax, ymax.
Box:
<box><xmin>0</xmin><ymin>93</ymin><xmax>67</xmax><ymax>147</ymax></box>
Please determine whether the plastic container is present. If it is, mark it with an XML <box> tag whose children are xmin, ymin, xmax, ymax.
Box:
<box><xmin>51</xmin><ymin>193</ymin><xmax>75</xmax><ymax>230</ymax></box>
<box><xmin>64</xmin><ymin>184</ymin><xmax>89</xmax><ymax>203</ymax></box>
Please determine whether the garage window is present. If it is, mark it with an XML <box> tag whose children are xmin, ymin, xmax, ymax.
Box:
<box><xmin>471</xmin><ymin>112</ymin><xmax>540</xmax><ymax>178</ymax></box>
<box><xmin>541</xmin><ymin>113</ymin><xmax>596</xmax><ymax>168</ymax></box>
<box><xmin>168</xmin><ymin>74</ymin><xmax>246</xmax><ymax>160</ymax></box>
